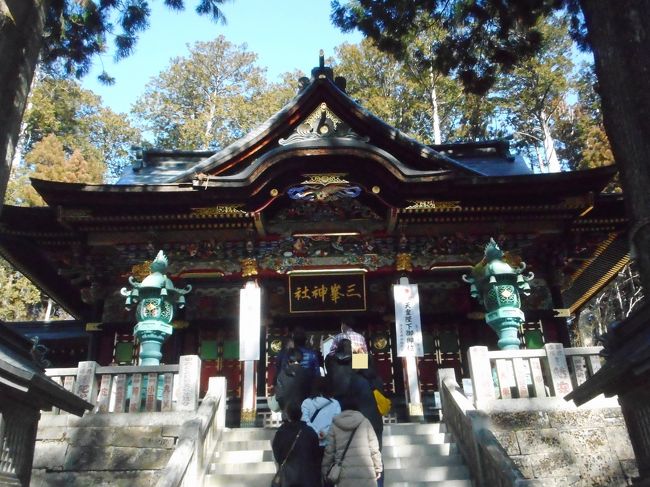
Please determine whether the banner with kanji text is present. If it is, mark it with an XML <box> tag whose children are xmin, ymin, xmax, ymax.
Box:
<box><xmin>393</xmin><ymin>284</ymin><xmax>424</xmax><ymax>357</ymax></box>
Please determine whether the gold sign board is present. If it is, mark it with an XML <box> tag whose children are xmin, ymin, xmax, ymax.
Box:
<box><xmin>288</xmin><ymin>271</ymin><xmax>366</xmax><ymax>313</ymax></box>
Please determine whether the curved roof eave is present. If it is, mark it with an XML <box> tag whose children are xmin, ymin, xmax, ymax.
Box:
<box><xmin>167</xmin><ymin>76</ymin><xmax>482</xmax><ymax>184</ymax></box>
<box><xmin>199</xmin><ymin>139</ymin><xmax>455</xmax><ymax>185</ymax></box>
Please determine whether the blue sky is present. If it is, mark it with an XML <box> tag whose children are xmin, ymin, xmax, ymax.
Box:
<box><xmin>82</xmin><ymin>0</ymin><xmax>361</xmax><ymax>114</ymax></box>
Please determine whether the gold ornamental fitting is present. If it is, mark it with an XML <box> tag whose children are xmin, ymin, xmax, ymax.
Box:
<box><xmin>395</xmin><ymin>253</ymin><xmax>413</xmax><ymax>272</ymax></box>
<box><xmin>241</xmin><ymin>257</ymin><xmax>259</xmax><ymax>277</ymax></box>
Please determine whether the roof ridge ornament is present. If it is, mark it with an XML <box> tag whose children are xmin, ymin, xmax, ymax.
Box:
<box><xmin>300</xmin><ymin>50</ymin><xmax>346</xmax><ymax>93</ymax></box>
<box><xmin>279</xmin><ymin>102</ymin><xmax>369</xmax><ymax>146</ymax></box>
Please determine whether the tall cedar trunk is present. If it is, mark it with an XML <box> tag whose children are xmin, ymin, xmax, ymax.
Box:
<box><xmin>429</xmin><ymin>66</ymin><xmax>442</xmax><ymax>144</ymax></box>
<box><xmin>540</xmin><ymin>111</ymin><xmax>561</xmax><ymax>173</ymax></box>
<box><xmin>0</xmin><ymin>0</ymin><xmax>46</xmax><ymax>215</ymax></box>
<box><xmin>580</xmin><ymin>0</ymin><xmax>650</xmax><ymax>292</ymax></box>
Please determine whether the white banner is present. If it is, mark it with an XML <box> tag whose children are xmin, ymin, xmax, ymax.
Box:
<box><xmin>393</xmin><ymin>284</ymin><xmax>424</xmax><ymax>357</ymax></box>
<box><xmin>239</xmin><ymin>284</ymin><xmax>261</xmax><ymax>361</ymax></box>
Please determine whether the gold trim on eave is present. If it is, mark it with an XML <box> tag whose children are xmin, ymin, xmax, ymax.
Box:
<box><xmin>569</xmin><ymin>254</ymin><xmax>631</xmax><ymax>314</ymax></box>
<box><xmin>565</xmin><ymin>233</ymin><xmax>618</xmax><ymax>287</ymax></box>
<box><xmin>405</xmin><ymin>200</ymin><xmax>462</xmax><ymax>211</ymax></box>
<box><xmin>191</xmin><ymin>206</ymin><xmax>247</xmax><ymax>217</ymax></box>
<box><xmin>300</xmin><ymin>173</ymin><xmax>349</xmax><ymax>185</ymax></box>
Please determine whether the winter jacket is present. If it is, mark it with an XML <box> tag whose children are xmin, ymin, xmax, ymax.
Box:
<box><xmin>348</xmin><ymin>373</ymin><xmax>384</xmax><ymax>450</ymax></box>
<box><xmin>301</xmin><ymin>396</ymin><xmax>341</xmax><ymax>446</ymax></box>
<box><xmin>275</xmin><ymin>363</ymin><xmax>311</xmax><ymax>410</ymax></box>
<box><xmin>326</xmin><ymin>350</ymin><xmax>384</xmax><ymax>450</ymax></box>
<box><xmin>322</xmin><ymin>410</ymin><xmax>382</xmax><ymax>487</ymax></box>
<box><xmin>272</xmin><ymin>420</ymin><xmax>321</xmax><ymax>487</ymax></box>
<box><xmin>298</xmin><ymin>346</ymin><xmax>321</xmax><ymax>377</ymax></box>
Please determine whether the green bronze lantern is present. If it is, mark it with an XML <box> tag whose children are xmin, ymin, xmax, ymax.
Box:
<box><xmin>462</xmin><ymin>238</ymin><xmax>533</xmax><ymax>350</ymax></box>
<box><xmin>121</xmin><ymin>251</ymin><xmax>192</xmax><ymax>365</ymax></box>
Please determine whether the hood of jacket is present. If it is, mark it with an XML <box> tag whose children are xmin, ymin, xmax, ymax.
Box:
<box><xmin>332</xmin><ymin>410</ymin><xmax>365</xmax><ymax>431</ymax></box>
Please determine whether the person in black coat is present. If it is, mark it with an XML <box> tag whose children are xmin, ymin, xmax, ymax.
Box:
<box><xmin>272</xmin><ymin>401</ymin><xmax>322</xmax><ymax>487</ymax></box>
<box><xmin>275</xmin><ymin>348</ymin><xmax>311</xmax><ymax>411</ymax></box>
<box><xmin>325</xmin><ymin>339</ymin><xmax>384</xmax><ymax>450</ymax></box>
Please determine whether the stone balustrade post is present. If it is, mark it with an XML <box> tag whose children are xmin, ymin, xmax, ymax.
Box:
<box><xmin>544</xmin><ymin>343</ymin><xmax>574</xmax><ymax>397</ymax></box>
<box><xmin>75</xmin><ymin>361</ymin><xmax>99</xmax><ymax>405</ymax></box>
<box><xmin>209</xmin><ymin>376</ymin><xmax>227</xmax><ymax>430</ymax></box>
<box><xmin>177</xmin><ymin>355</ymin><xmax>202</xmax><ymax>412</ymax></box>
<box><xmin>468</xmin><ymin>346</ymin><xmax>496</xmax><ymax>409</ymax></box>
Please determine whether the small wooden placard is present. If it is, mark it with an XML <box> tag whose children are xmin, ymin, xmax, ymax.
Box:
<box><xmin>352</xmin><ymin>353</ymin><xmax>368</xmax><ymax>369</ymax></box>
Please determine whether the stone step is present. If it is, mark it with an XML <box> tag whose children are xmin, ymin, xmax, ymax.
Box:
<box><xmin>382</xmin><ymin>433</ymin><xmax>452</xmax><ymax>446</ymax></box>
<box><xmin>204</xmin><ymin>473</ymin><xmax>277</xmax><ymax>487</ymax></box>
<box><xmin>384</xmin><ymin>465</ymin><xmax>471</xmax><ymax>483</ymax></box>
<box><xmin>218</xmin><ymin>439</ymin><xmax>273</xmax><ymax>451</ymax></box>
<box><xmin>220</xmin><ymin>427</ymin><xmax>277</xmax><ymax>441</ymax></box>
<box><xmin>213</xmin><ymin>442</ymin><xmax>461</xmax><ymax>464</ymax></box>
<box><xmin>383</xmin><ymin>453</ymin><xmax>465</xmax><ymax>469</ymax></box>
<box><xmin>383</xmin><ymin>422</ymin><xmax>447</xmax><ymax>435</ymax></box>
<box><xmin>206</xmin><ymin>422</ymin><xmax>472</xmax><ymax>487</ymax></box>
<box><xmin>389</xmin><ymin>482</ymin><xmax>473</xmax><ymax>487</ymax></box>
<box><xmin>205</xmin><ymin>472</ymin><xmax>473</xmax><ymax>487</ymax></box>
<box><xmin>382</xmin><ymin>442</ymin><xmax>459</xmax><ymax>458</ymax></box>
<box><xmin>210</xmin><ymin>460</ymin><xmax>277</xmax><ymax>475</ymax></box>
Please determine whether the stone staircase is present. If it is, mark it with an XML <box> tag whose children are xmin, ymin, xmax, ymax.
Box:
<box><xmin>205</xmin><ymin>422</ymin><xmax>473</xmax><ymax>487</ymax></box>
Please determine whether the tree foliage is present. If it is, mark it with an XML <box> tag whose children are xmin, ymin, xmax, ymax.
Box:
<box><xmin>330</xmin><ymin>0</ymin><xmax>585</xmax><ymax>96</ymax></box>
<box><xmin>494</xmin><ymin>16</ymin><xmax>575</xmax><ymax>172</ymax></box>
<box><xmin>0</xmin><ymin>257</ymin><xmax>43</xmax><ymax>321</ymax></box>
<box><xmin>20</xmin><ymin>75</ymin><xmax>142</xmax><ymax>181</ymax></box>
<box><xmin>10</xmin><ymin>134</ymin><xmax>104</xmax><ymax>206</ymax></box>
<box><xmin>42</xmin><ymin>0</ymin><xmax>228</xmax><ymax>81</ymax></box>
<box><xmin>554</xmin><ymin>65</ymin><xmax>614</xmax><ymax>172</ymax></box>
<box><xmin>132</xmin><ymin>36</ymin><xmax>298</xmax><ymax>150</ymax></box>
<box><xmin>335</xmin><ymin>34</ymin><xmax>500</xmax><ymax>145</ymax></box>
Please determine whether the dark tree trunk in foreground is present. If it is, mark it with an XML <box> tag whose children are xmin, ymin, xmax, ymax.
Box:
<box><xmin>580</xmin><ymin>0</ymin><xmax>650</xmax><ymax>291</ymax></box>
<box><xmin>0</xmin><ymin>0</ymin><xmax>46</xmax><ymax>215</ymax></box>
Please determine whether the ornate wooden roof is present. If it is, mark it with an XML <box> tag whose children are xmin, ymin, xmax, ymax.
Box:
<box><xmin>0</xmin><ymin>60</ymin><xmax>626</xmax><ymax>320</ymax></box>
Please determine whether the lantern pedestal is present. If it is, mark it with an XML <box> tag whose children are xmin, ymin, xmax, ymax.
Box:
<box><xmin>134</xmin><ymin>321</ymin><xmax>173</xmax><ymax>366</ymax></box>
<box><xmin>486</xmin><ymin>308</ymin><xmax>525</xmax><ymax>350</ymax></box>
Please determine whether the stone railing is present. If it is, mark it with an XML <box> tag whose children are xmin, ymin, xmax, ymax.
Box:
<box><xmin>45</xmin><ymin>355</ymin><xmax>202</xmax><ymax>413</ymax></box>
<box><xmin>467</xmin><ymin>344</ymin><xmax>611</xmax><ymax>409</ymax></box>
<box><xmin>438</xmin><ymin>369</ymin><xmax>532</xmax><ymax>487</ymax></box>
<box><xmin>156</xmin><ymin>376</ymin><xmax>227</xmax><ymax>487</ymax></box>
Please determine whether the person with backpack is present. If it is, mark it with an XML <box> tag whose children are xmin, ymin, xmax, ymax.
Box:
<box><xmin>275</xmin><ymin>348</ymin><xmax>311</xmax><ymax>413</ymax></box>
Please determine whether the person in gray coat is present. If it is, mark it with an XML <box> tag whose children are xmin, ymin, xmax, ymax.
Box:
<box><xmin>322</xmin><ymin>396</ymin><xmax>382</xmax><ymax>487</ymax></box>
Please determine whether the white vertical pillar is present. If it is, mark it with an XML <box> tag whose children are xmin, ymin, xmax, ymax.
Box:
<box><xmin>242</xmin><ymin>360</ymin><xmax>256</xmax><ymax>411</ymax></box>
<box><xmin>240</xmin><ymin>281</ymin><xmax>261</xmax><ymax>424</ymax></box>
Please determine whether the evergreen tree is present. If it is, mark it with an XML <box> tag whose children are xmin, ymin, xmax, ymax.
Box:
<box><xmin>21</xmin><ymin>75</ymin><xmax>141</xmax><ymax>181</ymax></box>
<box><xmin>493</xmin><ymin>16</ymin><xmax>574</xmax><ymax>172</ymax></box>
<box><xmin>0</xmin><ymin>258</ymin><xmax>43</xmax><ymax>322</ymax></box>
<box><xmin>329</xmin><ymin>0</ymin><xmax>650</xmax><ymax>291</ymax></box>
<box><xmin>11</xmin><ymin>134</ymin><xmax>104</xmax><ymax>207</ymax></box>
<box><xmin>132</xmin><ymin>36</ymin><xmax>297</xmax><ymax>150</ymax></box>
<box><xmin>554</xmin><ymin>65</ymin><xmax>614</xmax><ymax>173</ymax></box>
